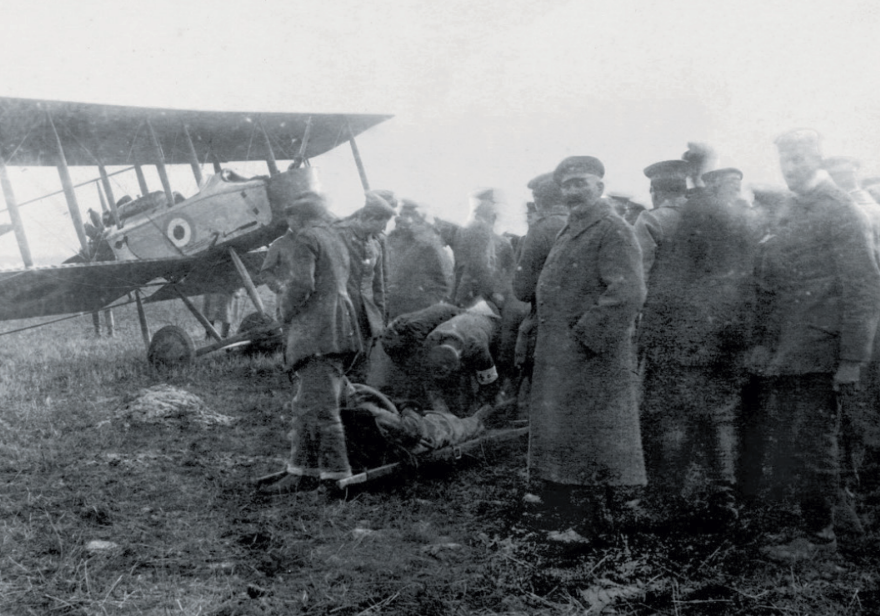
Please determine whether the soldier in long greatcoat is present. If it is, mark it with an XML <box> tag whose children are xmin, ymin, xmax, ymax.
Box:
<box><xmin>511</xmin><ymin>173</ymin><xmax>569</xmax><ymax>403</ymax></box>
<box><xmin>528</xmin><ymin>156</ymin><xmax>647</xmax><ymax>541</ymax></box>
<box><xmin>639</xmin><ymin>167</ymin><xmax>758</xmax><ymax>525</ymax></box>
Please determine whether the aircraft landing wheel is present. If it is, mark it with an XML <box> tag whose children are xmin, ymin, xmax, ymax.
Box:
<box><xmin>148</xmin><ymin>325</ymin><xmax>195</xmax><ymax>367</ymax></box>
<box><xmin>237</xmin><ymin>311</ymin><xmax>282</xmax><ymax>354</ymax></box>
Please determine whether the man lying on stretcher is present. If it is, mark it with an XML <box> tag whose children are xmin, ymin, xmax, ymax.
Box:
<box><xmin>257</xmin><ymin>382</ymin><xmax>500</xmax><ymax>494</ymax></box>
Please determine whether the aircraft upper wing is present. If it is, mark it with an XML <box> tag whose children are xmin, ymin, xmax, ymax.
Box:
<box><xmin>0</xmin><ymin>96</ymin><xmax>391</xmax><ymax>167</ymax></box>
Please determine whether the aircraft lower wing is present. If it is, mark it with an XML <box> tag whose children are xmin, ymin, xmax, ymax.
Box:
<box><xmin>0</xmin><ymin>257</ymin><xmax>200</xmax><ymax>321</ymax></box>
<box><xmin>0</xmin><ymin>249</ymin><xmax>269</xmax><ymax>322</ymax></box>
<box><xmin>143</xmin><ymin>250</ymin><xmax>267</xmax><ymax>303</ymax></box>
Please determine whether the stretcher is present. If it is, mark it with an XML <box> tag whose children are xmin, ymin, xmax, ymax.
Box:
<box><xmin>337</xmin><ymin>423</ymin><xmax>529</xmax><ymax>489</ymax></box>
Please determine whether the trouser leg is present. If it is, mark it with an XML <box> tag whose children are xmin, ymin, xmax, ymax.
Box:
<box><xmin>772</xmin><ymin>374</ymin><xmax>840</xmax><ymax>535</ymax></box>
<box><xmin>737</xmin><ymin>374</ymin><xmax>767</xmax><ymax>500</ymax></box>
<box><xmin>641</xmin><ymin>364</ymin><xmax>688</xmax><ymax>499</ymax></box>
<box><xmin>288</xmin><ymin>357</ymin><xmax>352</xmax><ymax>480</ymax></box>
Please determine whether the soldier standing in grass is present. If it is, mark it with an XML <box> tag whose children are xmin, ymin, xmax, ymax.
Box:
<box><xmin>639</xmin><ymin>167</ymin><xmax>758</xmax><ymax>527</ymax></box>
<box><xmin>335</xmin><ymin>192</ymin><xmax>396</xmax><ymax>383</ymax></box>
<box><xmin>824</xmin><ymin>155</ymin><xmax>880</xmax><ymax>534</ymax></box>
<box><xmin>525</xmin><ymin>156</ymin><xmax>647</xmax><ymax>542</ymax></box>
<box><xmin>262</xmin><ymin>191</ymin><xmax>363</xmax><ymax>493</ymax></box>
<box><xmin>511</xmin><ymin>173</ymin><xmax>569</xmax><ymax>405</ymax></box>
<box><xmin>753</xmin><ymin>130</ymin><xmax>880</xmax><ymax>561</ymax></box>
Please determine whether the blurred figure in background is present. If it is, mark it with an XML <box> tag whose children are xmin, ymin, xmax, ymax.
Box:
<box><xmin>754</xmin><ymin>129</ymin><xmax>880</xmax><ymax>562</ymax></box>
<box><xmin>385</xmin><ymin>199</ymin><xmax>453</xmax><ymax>319</ymax></box>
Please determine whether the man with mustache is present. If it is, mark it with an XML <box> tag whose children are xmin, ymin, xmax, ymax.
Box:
<box><xmin>525</xmin><ymin>156</ymin><xmax>647</xmax><ymax>542</ymax></box>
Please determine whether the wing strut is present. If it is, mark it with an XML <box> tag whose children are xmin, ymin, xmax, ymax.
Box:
<box><xmin>135</xmin><ymin>289</ymin><xmax>151</xmax><ymax>353</ymax></box>
<box><xmin>182</xmin><ymin>124</ymin><xmax>204</xmax><ymax>187</ymax></box>
<box><xmin>46</xmin><ymin>111</ymin><xmax>90</xmax><ymax>254</ymax></box>
<box><xmin>134</xmin><ymin>164</ymin><xmax>149</xmax><ymax>196</ymax></box>
<box><xmin>146</xmin><ymin>119</ymin><xmax>176</xmax><ymax>207</ymax></box>
<box><xmin>97</xmin><ymin>164</ymin><xmax>122</xmax><ymax>229</ymax></box>
<box><xmin>290</xmin><ymin>116</ymin><xmax>313</xmax><ymax>169</ymax></box>
<box><xmin>228</xmin><ymin>247</ymin><xmax>269</xmax><ymax>319</ymax></box>
<box><xmin>173</xmin><ymin>286</ymin><xmax>223</xmax><ymax>342</ymax></box>
<box><xmin>347</xmin><ymin>118</ymin><xmax>370</xmax><ymax>191</ymax></box>
<box><xmin>257</xmin><ymin>119</ymin><xmax>280</xmax><ymax>177</ymax></box>
<box><xmin>0</xmin><ymin>155</ymin><xmax>34</xmax><ymax>267</ymax></box>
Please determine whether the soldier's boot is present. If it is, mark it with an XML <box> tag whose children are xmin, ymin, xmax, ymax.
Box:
<box><xmin>317</xmin><ymin>420</ymin><xmax>353</xmax><ymax>482</ymax></box>
<box><xmin>705</xmin><ymin>481</ymin><xmax>740</xmax><ymax>531</ymax></box>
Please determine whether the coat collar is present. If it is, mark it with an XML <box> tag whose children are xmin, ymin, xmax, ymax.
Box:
<box><xmin>793</xmin><ymin>172</ymin><xmax>837</xmax><ymax>209</ymax></box>
<box><xmin>564</xmin><ymin>199</ymin><xmax>613</xmax><ymax>238</ymax></box>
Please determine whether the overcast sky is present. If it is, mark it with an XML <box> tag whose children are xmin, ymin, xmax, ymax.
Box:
<box><xmin>1</xmin><ymin>0</ymin><xmax>879</xmax><ymax>262</ymax></box>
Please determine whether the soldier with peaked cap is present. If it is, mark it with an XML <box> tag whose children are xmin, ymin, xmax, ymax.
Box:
<box><xmin>753</xmin><ymin>129</ymin><xmax>880</xmax><ymax>561</ymax></box>
<box><xmin>633</xmin><ymin>159</ymin><xmax>690</xmax><ymax>277</ymax></box>
<box><xmin>443</xmin><ymin>188</ymin><xmax>516</xmax><ymax>309</ymax></box>
<box><xmin>639</xmin><ymin>164</ymin><xmax>759</xmax><ymax>527</ymax></box>
<box><xmin>367</xmin><ymin>199</ymin><xmax>454</xmax><ymax>399</ymax></box>
<box><xmin>634</xmin><ymin>144</ymin><xmax>715</xmax><ymax>278</ymax></box>
<box><xmin>525</xmin><ymin>155</ymin><xmax>647</xmax><ymax>541</ymax></box>
<box><xmin>260</xmin><ymin>191</ymin><xmax>364</xmax><ymax>494</ymax></box>
<box><xmin>385</xmin><ymin>199</ymin><xmax>453</xmax><ymax>319</ymax></box>
<box><xmin>824</xmin><ymin>155</ymin><xmax>880</xmax><ymax>524</ymax></box>
<box><xmin>511</xmin><ymin>172</ymin><xmax>570</xmax><ymax>402</ymax></box>
<box><xmin>334</xmin><ymin>191</ymin><xmax>396</xmax><ymax>382</ymax></box>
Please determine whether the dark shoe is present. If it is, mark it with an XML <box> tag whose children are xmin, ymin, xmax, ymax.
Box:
<box><xmin>704</xmin><ymin>485</ymin><xmax>740</xmax><ymax>531</ymax></box>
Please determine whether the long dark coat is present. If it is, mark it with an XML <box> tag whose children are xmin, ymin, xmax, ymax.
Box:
<box><xmin>633</xmin><ymin>202</ymin><xmax>685</xmax><ymax>277</ymax></box>
<box><xmin>640</xmin><ymin>193</ymin><xmax>759</xmax><ymax>369</ymax></box>
<box><xmin>282</xmin><ymin>220</ymin><xmax>363</xmax><ymax>371</ymax></box>
<box><xmin>754</xmin><ymin>179</ymin><xmax>880</xmax><ymax>375</ymax></box>
<box><xmin>512</xmin><ymin>204</ymin><xmax>569</xmax><ymax>305</ymax></box>
<box><xmin>530</xmin><ymin>201</ymin><xmax>647</xmax><ymax>487</ymax></box>
<box><xmin>335</xmin><ymin>221</ymin><xmax>386</xmax><ymax>342</ymax></box>
<box><xmin>386</xmin><ymin>226</ymin><xmax>453</xmax><ymax>319</ymax></box>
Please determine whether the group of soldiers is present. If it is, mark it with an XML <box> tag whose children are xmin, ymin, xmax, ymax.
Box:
<box><xmin>257</xmin><ymin>128</ymin><xmax>880</xmax><ymax>564</ymax></box>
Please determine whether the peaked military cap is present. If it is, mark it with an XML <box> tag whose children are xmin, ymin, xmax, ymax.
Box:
<box><xmin>553</xmin><ymin>156</ymin><xmax>605</xmax><ymax>184</ymax></box>
<box><xmin>527</xmin><ymin>172</ymin><xmax>564</xmax><ymax>204</ymax></box>
<box><xmin>362</xmin><ymin>191</ymin><xmax>396</xmax><ymax>218</ymax></box>
<box><xmin>643</xmin><ymin>160</ymin><xmax>690</xmax><ymax>181</ymax></box>
<box><xmin>285</xmin><ymin>191</ymin><xmax>328</xmax><ymax>218</ymax></box>
<box><xmin>398</xmin><ymin>198</ymin><xmax>428</xmax><ymax>221</ymax></box>
<box><xmin>775</xmin><ymin>128</ymin><xmax>822</xmax><ymax>155</ymax></box>
<box><xmin>371</xmin><ymin>189</ymin><xmax>397</xmax><ymax>209</ymax></box>
<box><xmin>702</xmin><ymin>167</ymin><xmax>743</xmax><ymax>184</ymax></box>
<box><xmin>644</xmin><ymin>159</ymin><xmax>689</xmax><ymax>192</ymax></box>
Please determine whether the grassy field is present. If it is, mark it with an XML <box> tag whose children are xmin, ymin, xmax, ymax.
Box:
<box><xmin>2</xmin><ymin>298</ymin><xmax>880</xmax><ymax>615</ymax></box>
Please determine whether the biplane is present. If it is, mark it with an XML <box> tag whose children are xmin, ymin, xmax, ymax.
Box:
<box><xmin>0</xmin><ymin>96</ymin><xmax>390</xmax><ymax>364</ymax></box>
